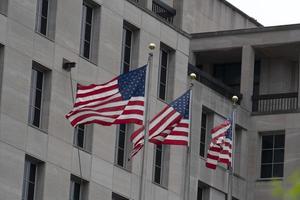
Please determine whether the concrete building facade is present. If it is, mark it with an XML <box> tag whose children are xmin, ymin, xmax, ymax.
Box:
<box><xmin>0</xmin><ymin>0</ymin><xmax>299</xmax><ymax>200</ymax></box>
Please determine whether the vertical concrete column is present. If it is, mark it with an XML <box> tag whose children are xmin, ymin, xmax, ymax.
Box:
<box><xmin>240</xmin><ymin>45</ymin><xmax>255</xmax><ymax>111</ymax></box>
<box><xmin>146</xmin><ymin>0</ymin><xmax>153</xmax><ymax>10</ymax></box>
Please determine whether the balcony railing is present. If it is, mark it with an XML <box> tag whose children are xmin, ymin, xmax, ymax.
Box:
<box><xmin>252</xmin><ymin>92</ymin><xmax>298</xmax><ymax>113</ymax></box>
<box><xmin>188</xmin><ymin>64</ymin><xmax>243</xmax><ymax>102</ymax></box>
<box><xmin>152</xmin><ymin>0</ymin><xmax>176</xmax><ymax>24</ymax></box>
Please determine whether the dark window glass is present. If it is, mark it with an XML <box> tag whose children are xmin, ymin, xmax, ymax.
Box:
<box><xmin>159</xmin><ymin>85</ymin><xmax>166</xmax><ymax>100</ymax></box>
<box><xmin>154</xmin><ymin>145</ymin><xmax>163</xmax><ymax>184</ymax></box>
<box><xmin>273</xmin><ymin>164</ymin><xmax>284</xmax><ymax>177</ymax></box>
<box><xmin>121</xmin><ymin>28</ymin><xmax>133</xmax><ymax>73</ymax></box>
<box><xmin>274</xmin><ymin>135</ymin><xmax>285</xmax><ymax>148</ymax></box>
<box><xmin>262</xmin><ymin>135</ymin><xmax>273</xmax><ymax>149</ymax></box>
<box><xmin>197</xmin><ymin>187</ymin><xmax>203</xmax><ymax>200</ymax></box>
<box><xmin>260</xmin><ymin>134</ymin><xmax>285</xmax><ymax>178</ymax></box>
<box><xmin>22</xmin><ymin>159</ymin><xmax>38</xmax><ymax>200</ymax></box>
<box><xmin>159</xmin><ymin>49</ymin><xmax>169</xmax><ymax>100</ymax></box>
<box><xmin>29</xmin><ymin>68</ymin><xmax>44</xmax><ymax>128</ymax></box>
<box><xmin>116</xmin><ymin>124</ymin><xmax>127</xmax><ymax>167</ymax></box>
<box><xmin>73</xmin><ymin>182</ymin><xmax>81</xmax><ymax>200</ymax></box>
<box><xmin>74</xmin><ymin>124</ymin><xmax>85</xmax><ymax>149</ymax></box>
<box><xmin>112</xmin><ymin>193</ymin><xmax>129</xmax><ymax>200</ymax></box>
<box><xmin>261</xmin><ymin>150</ymin><xmax>272</xmax><ymax>163</ymax></box>
<box><xmin>81</xmin><ymin>3</ymin><xmax>93</xmax><ymax>59</ymax></box>
<box><xmin>36</xmin><ymin>0</ymin><xmax>49</xmax><ymax>35</ymax></box>
<box><xmin>200</xmin><ymin>113</ymin><xmax>207</xmax><ymax>157</ymax></box>
<box><xmin>261</xmin><ymin>164</ymin><xmax>272</xmax><ymax>178</ymax></box>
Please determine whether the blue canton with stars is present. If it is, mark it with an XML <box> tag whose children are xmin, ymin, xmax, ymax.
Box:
<box><xmin>118</xmin><ymin>65</ymin><xmax>146</xmax><ymax>100</ymax></box>
<box><xmin>225</xmin><ymin>119</ymin><xmax>232</xmax><ymax>140</ymax></box>
<box><xmin>169</xmin><ymin>90</ymin><xmax>191</xmax><ymax>119</ymax></box>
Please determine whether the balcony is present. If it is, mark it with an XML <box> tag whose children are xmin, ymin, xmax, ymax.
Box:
<box><xmin>252</xmin><ymin>93</ymin><xmax>298</xmax><ymax>113</ymax></box>
<box><xmin>152</xmin><ymin>0</ymin><xmax>176</xmax><ymax>24</ymax></box>
<box><xmin>188</xmin><ymin>64</ymin><xmax>243</xmax><ymax>102</ymax></box>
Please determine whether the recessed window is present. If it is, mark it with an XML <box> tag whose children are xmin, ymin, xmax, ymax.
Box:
<box><xmin>112</xmin><ymin>192</ymin><xmax>129</xmax><ymax>200</ymax></box>
<box><xmin>153</xmin><ymin>144</ymin><xmax>169</xmax><ymax>187</ymax></box>
<box><xmin>115</xmin><ymin>124</ymin><xmax>132</xmax><ymax>170</ymax></box>
<box><xmin>200</xmin><ymin>112</ymin><xmax>207</xmax><ymax>157</ymax></box>
<box><xmin>70</xmin><ymin>175</ymin><xmax>89</xmax><ymax>200</ymax></box>
<box><xmin>35</xmin><ymin>0</ymin><xmax>57</xmax><ymax>39</ymax></box>
<box><xmin>28</xmin><ymin>62</ymin><xmax>51</xmax><ymax>131</ymax></box>
<box><xmin>158</xmin><ymin>44</ymin><xmax>174</xmax><ymax>101</ymax></box>
<box><xmin>197</xmin><ymin>181</ymin><xmax>209</xmax><ymax>200</ymax></box>
<box><xmin>74</xmin><ymin>124</ymin><xmax>93</xmax><ymax>153</ymax></box>
<box><xmin>0</xmin><ymin>0</ymin><xmax>8</xmax><ymax>15</ymax></box>
<box><xmin>120</xmin><ymin>22</ymin><xmax>139</xmax><ymax>73</ymax></box>
<box><xmin>158</xmin><ymin>48</ymin><xmax>169</xmax><ymax>100</ymax></box>
<box><xmin>80</xmin><ymin>0</ymin><xmax>100</xmax><ymax>62</ymax></box>
<box><xmin>260</xmin><ymin>133</ymin><xmax>285</xmax><ymax>178</ymax></box>
<box><xmin>121</xmin><ymin>27</ymin><xmax>132</xmax><ymax>73</ymax></box>
<box><xmin>22</xmin><ymin>156</ymin><xmax>45</xmax><ymax>200</ymax></box>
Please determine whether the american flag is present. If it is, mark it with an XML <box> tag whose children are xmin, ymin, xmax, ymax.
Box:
<box><xmin>130</xmin><ymin>90</ymin><xmax>191</xmax><ymax>158</ymax></box>
<box><xmin>66</xmin><ymin>66</ymin><xmax>146</xmax><ymax>127</ymax></box>
<box><xmin>206</xmin><ymin>119</ymin><xmax>232</xmax><ymax>169</ymax></box>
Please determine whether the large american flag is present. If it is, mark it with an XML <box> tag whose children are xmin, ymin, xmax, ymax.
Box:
<box><xmin>130</xmin><ymin>90</ymin><xmax>191</xmax><ymax>158</ymax></box>
<box><xmin>206</xmin><ymin>119</ymin><xmax>232</xmax><ymax>169</ymax></box>
<box><xmin>66</xmin><ymin>66</ymin><xmax>146</xmax><ymax>127</ymax></box>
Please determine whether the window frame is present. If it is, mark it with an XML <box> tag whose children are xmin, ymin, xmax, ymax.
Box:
<box><xmin>29</xmin><ymin>67</ymin><xmax>45</xmax><ymax>129</ymax></box>
<box><xmin>74</xmin><ymin>124</ymin><xmax>86</xmax><ymax>150</ymax></box>
<box><xmin>121</xmin><ymin>26</ymin><xmax>133</xmax><ymax>73</ymax></box>
<box><xmin>158</xmin><ymin>47</ymin><xmax>169</xmax><ymax>101</ymax></box>
<box><xmin>80</xmin><ymin>1</ymin><xmax>94</xmax><ymax>60</ymax></box>
<box><xmin>200</xmin><ymin>112</ymin><xmax>207</xmax><ymax>158</ymax></box>
<box><xmin>152</xmin><ymin>144</ymin><xmax>169</xmax><ymax>187</ymax></box>
<box><xmin>36</xmin><ymin>0</ymin><xmax>50</xmax><ymax>36</ymax></box>
<box><xmin>22</xmin><ymin>160</ymin><xmax>38</xmax><ymax>200</ymax></box>
<box><xmin>70</xmin><ymin>175</ymin><xmax>88</xmax><ymax>200</ymax></box>
<box><xmin>22</xmin><ymin>156</ymin><xmax>44</xmax><ymax>200</ymax></box>
<box><xmin>115</xmin><ymin>124</ymin><xmax>132</xmax><ymax>170</ymax></box>
<box><xmin>259</xmin><ymin>131</ymin><xmax>285</xmax><ymax>179</ymax></box>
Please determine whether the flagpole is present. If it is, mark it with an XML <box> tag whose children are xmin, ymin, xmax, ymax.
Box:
<box><xmin>184</xmin><ymin>73</ymin><xmax>196</xmax><ymax>200</ymax></box>
<box><xmin>228</xmin><ymin>95</ymin><xmax>238</xmax><ymax>200</ymax></box>
<box><xmin>138</xmin><ymin>43</ymin><xmax>156</xmax><ymax>200</ymax></box>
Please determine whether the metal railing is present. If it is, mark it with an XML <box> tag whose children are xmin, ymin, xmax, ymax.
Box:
<box><xmin>188</xmin><ymin>64</ymin><xmax>243</xmax><ymax>103</ymax></box>
<box><xmin>152</xmin><ymin>0</ymin><xmax>176</xmax><ymax>24</ymax></box>
<box><xmin>252</xmin><ymin>92</ymin><xmax>298</xmax><ymax>113</ymax></box>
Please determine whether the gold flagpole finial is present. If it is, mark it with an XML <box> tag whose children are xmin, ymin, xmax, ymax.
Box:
<box><xmin>232</xmin><ymin>95</ymin><xmax>238</xmax><ymax>106</ymax></box>
<box><xmin>148</xmin><ymin>43</ymin><xmax>156</xmax><ymax>50</ymax></box>
<box><xmin>189</xmin><ymin>73</ymin><xmax>197</xmax><ymax>80</ymax></box>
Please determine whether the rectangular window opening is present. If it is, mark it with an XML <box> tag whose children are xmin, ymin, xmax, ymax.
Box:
<box><xmin>28</xmin><ymin>62</ymin><xmax>51</xmax><ymax>131</ymax></box>
<box><xmin>200</xmin><ymin>112</ymin><xmax>207</xmax><ymax>157</ymax></box>
<box><xmin>35</xmin><ymin>0</ymin><xmax>57</xmax><ymax>39</ymax></box>
<box><xmin>260</xmin><ymin>132</ymin><xmax>285</xmax><ymax>179</ymax></box>
<box><xmin>80</xmin><ymin>0</ymin><xmax>100</xmax><ymax>63</ymax></box>
<box><xmin>22</xmin><ymin>155</ymin><xmax>45</xmax><ymax>200</ymax></box>
<box><xmin>70</xmin><ymin>175</ymin><xmax>89</xmax><ymax>200</ymax></box>
<box><xmin>74</xmin><ymin>124</ymin><xmax>93</xmax><ymax>153</ymax></box>
<box><xmin>115</xmin><ymin>124</ymin><xmax>132</xmax><ymax>170</ymax></box>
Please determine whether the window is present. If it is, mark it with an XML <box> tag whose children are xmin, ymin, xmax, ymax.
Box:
<box><xmin>158</xmin><ymin>44</ymin><xmax>175</xmax><ymax>101</ymax></box>
<box><xmin>74</xmin><ymin>124</ymin><xmax>93</xmax><ymax>152</ymax></box>
<box><xmin>120</xmin><ymin>22</ymin><xmax>139</xmax><ymax>73</ymax></box>
<box><xmin>35</xmin><ymin>0</ymin><xmax>57</xmax><ymax>39</ymax></box>
<box><xmin>28</xmin><ymin>62</ymin><xmax>51</xmax><ymax>130</ymax></box>
<box><xmin>121</xmin><ymin>27</ymin><xmax>132</xmax><ymax>73</ymax></box>
<box><xmin>153</xmin><ymin>144</ymin><xmax>169</xmax><ymax>187</ymax></box>
<box><xmin>0</xmin><ymin>0</ymin><xmax>8</xmax><ymax>15</ymax></box>
<box><xmin>112</xmin><ymin>193</ymin><xmax>129</xmax><ymax>200</ymax></box>
<box><xmin>115</xmin><ymin>124</ymin><xmax>132</xmax><ymax>169</ymax></box>
<box><xmin>200</xmin><ymin>112</ymin><xmax>207</xmax><ymax>157</ymax></box>
<box><xmin>70</xmin><ymin>175</ymin><xmax>89</xmax><ymax>200</ymax></box>
<box><xmin>22</xmin><ymin>156</ymin><xmax>44</xmax><ymax>200</ymax></box>
<box><xmin>197</xmin><ymin>181</ymin><xmax>209</xmax><ymax>200</ymax></box>
<box><xmin>234</xmin><ymin>128</ymin><xmax>242</xmax><ymax>175</ymax></box>
<box><xmin>80</xmin><ymin>0</ymin><xmax>100</xmax><ymax>62</ymax></box>
<box><xmin>260</xmin><ymin>133</ymin><xmax>285</xmax><ymax>178</ymax></box>
<box><xmin>158</xmin><ymin>48</ymin><xmax>169</xmax><ymax>100</ymax></box>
